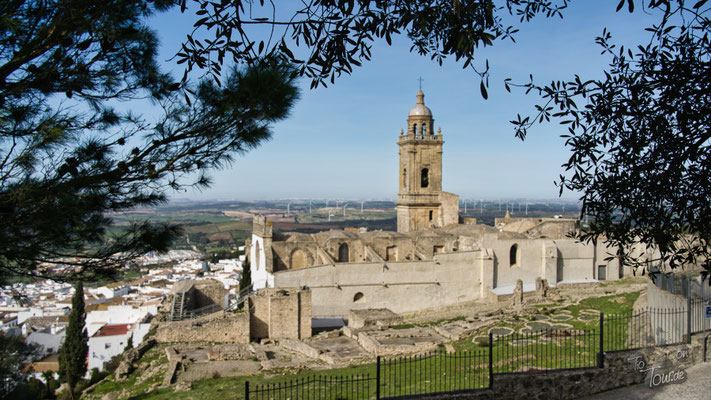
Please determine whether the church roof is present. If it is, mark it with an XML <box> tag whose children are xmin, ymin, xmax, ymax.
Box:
<box><xmin>408</xmin><ymin>90</ymin><xmax>432</xmax><ymax>117</ymax></box>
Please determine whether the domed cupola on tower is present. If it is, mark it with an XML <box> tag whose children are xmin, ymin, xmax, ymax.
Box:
<box><xmin>407</xmin><ymin>90</ymin><xmax>434</xmax><ymax>138</ymax></box>
<box><xmin>397</xmin><ymin>88</ymin><xmax>458</xmax><ymax>233</ymax></box>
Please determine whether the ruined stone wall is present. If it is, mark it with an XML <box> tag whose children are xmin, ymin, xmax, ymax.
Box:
<box><xmin>192</xmin><ymin>279</ymin><xmax>227</xmax><ymax>308</ymax></box>
<box><xmin>154</xmin><ymin>312</ymin><xmax>249</xmax><ymax>343</ymax></box>
<box><xmin>248</xmin><ymin>288</ymin><xmax>311</xmax><ymax>340</ymax></box>
<box><xmin>248</xmin><ymin>295</ymin><xmax>270</xmax><ymax>339</ymax></box>
<box><xmin>323</xmin><ymin>238</ymin><xmax>366</xmax><ymax>264</ymax></box>
<box><xmin>368</xmin><ymin>237</ymin><xmax>418</xmax><ymax>262</ymax></box>
<box><xmin>439</xmin><ymin>191</ymin><xmax>459</xmax><ymax>227</ymax></box>
<box><xmin>271</xmin><ymin>242</ymin><xmax>320</xmax><ymax>271</ymax></box>
<box><xmin>274</xmin><ymin>251</ymin><xmax>483</xmax><ymax>317</ymax></box>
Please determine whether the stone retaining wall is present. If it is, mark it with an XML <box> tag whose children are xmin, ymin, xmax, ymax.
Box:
<box><xmin>155</xmin><ymin>311</ymin><xmax>249</xmax><ymax>343</ymax></box>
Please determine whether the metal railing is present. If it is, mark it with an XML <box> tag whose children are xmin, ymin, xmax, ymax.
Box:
<box><xmin>245</xmin><ymin>301</ymin><xmax>710</xmax><ymax>399</ymax></box>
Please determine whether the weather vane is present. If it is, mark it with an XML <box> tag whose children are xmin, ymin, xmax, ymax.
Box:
<box><xmin>418</xmin><ymin>77</ymin><xmax>424</xmax><ymax>90</ymax></box>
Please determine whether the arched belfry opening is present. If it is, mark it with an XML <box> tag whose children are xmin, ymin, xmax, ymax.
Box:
<box><xmin>338</xmin><ymin>243</ymin><xmax>349</xmax><ymax>262</ymax></box>
<box><xmin>397</xmin><ymin>88</ymin><xmax>456</xmax><ymax>234</ymax></box>
<box><xmin>510</xmin><ymin>244</ymin><xmax>518</xmax><ymax>267</ymax></box>
<box><xmin>421</xmin><ymin>168</ymin><xmax>429</xmax><ymax>188</ymax></box>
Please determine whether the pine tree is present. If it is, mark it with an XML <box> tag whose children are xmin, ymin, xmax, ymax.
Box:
<box><xmin>239</xmin><ymin>258</ymin><xmax>252</xmax><ymax>294</ymax></box>
<box><xmin>58</xmin><ymin>282</ymin><xmax>88</xmax><ymax>399</ymax></box>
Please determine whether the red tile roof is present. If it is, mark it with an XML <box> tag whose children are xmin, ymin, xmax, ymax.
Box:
<box><xmin>93</xmin><ymin>323</ymin><xmax>132</xmax><ymax>337</ymax></box>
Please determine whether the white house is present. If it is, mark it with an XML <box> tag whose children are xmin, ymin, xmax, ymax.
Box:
<box><xmin>96</xmin><ymin>282</ymin><xmax>130</xmax><ymax>299</ymax></box>
<box><xmin>88</xmin><ymin>323</ymin><xmax>132</xmax><ymax>372</ymax></box>
<box><xmin>87</xmin><ymin>322</ymin><xmax>151</xmax><ymax>372</ymax></box>
<box><xmin>26</xmin><ymin>325</ymin><xmax>66</xmax><ymax>357</ymax></box>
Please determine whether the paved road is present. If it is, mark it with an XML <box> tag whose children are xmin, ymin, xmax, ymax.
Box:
<box><xmin>578</xmin><ymin>362</ymin><xmax>711</xmax><ymax>400</ymax></box>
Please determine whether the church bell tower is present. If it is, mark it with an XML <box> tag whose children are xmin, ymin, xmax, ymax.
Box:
<box><xmin>396</xmin><ymin>89</ymin><xmax>446</xmax><ymax>233</ymax></box>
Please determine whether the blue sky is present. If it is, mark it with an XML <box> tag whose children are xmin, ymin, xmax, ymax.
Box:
<box><xmin>148</xmin><ymin>1</ymin><xmax>660</xmax><ymax>202</ymax></box>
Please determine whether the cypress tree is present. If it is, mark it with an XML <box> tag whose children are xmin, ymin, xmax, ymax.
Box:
<box><xmin>59</xmin><ymin>281</ymin><xmax>88</xmax><ymax>399</ymax></box>
<box><xmin>239</xmin><ymin>258</ymin><xmax>252</xmax><ymax>293</ymax></box>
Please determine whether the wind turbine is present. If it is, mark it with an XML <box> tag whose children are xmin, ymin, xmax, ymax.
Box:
<box><xmin>343</xmin><ymin>203</ymin><xmax>348</xmax><ymax>217</ymax></box>
<box><xmin>360</xmin><ymin>201</ymin><xmax>364</xmax><ymax>214</ymax></box>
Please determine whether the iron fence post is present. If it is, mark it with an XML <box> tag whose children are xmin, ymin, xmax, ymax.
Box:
<box><xmin>376</xmin><ymin>355</ymin><xmax>380</xmax><ymax>399</ymax></box>
<box><xmin>598</xmin><ymin>312</ymin><xmax>604</xmax><ymax>368</ymax></box>
<box><xmin>687</xmin><ymin>277</ymin><xmax>692</xmax><ymax>344</ymax></box>
<box><xmin>488</xmin><ymin>332</ymin><xmax>493</xmax><ymax>389</ymax></box>
<box><xmin>245</xmin><ymin>381</ymin><xmax>249</xmax><ymax>400</ymax></box>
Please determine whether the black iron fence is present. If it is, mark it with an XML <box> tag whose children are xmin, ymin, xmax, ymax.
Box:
<box><xmin>492</xmin><ymin>329</ymin><xmax>599</xmax><ymax>373</ymax></box>
<box><xmin>245</xmin><ymin>302</ymin><xmax>710</xmax><ymax>399</ymax></box>
<box><xmin>379</xmin><ymin>349</ymin><xmax>490</xmax><ymax>397</ymax></box>
<box><xmin>247</xmin><ymin>375</ymin><xmax>376</xmax><ymax>400</ymax></box>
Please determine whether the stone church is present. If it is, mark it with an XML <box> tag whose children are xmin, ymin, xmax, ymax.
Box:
<box><xmin>246</xmin><ymin>90</ymin><xmax>632</xmax><ymax>318</ymax></box>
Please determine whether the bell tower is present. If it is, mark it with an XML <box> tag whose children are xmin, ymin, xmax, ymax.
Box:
<box><xmin>396</xmin><ymin>89</ymin><xmax>445</xmax><ymax>233</ymax></box>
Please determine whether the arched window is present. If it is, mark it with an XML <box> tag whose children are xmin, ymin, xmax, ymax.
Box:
<box><xmin>510</xmin><ymin>244</ymin><xmax>518</xmax><ymax>266</ymax></box>
<box><xmin>290</xmin><ymin>249</ymin><xmax>308</xmax><ymax>269</ymax></box>
<box><xmin>338</xmin><ymin>243</ymin><xmax>349</xmax><ymax>262</ymax></box>
<box><xmin>353</xmin><ymin>292</ymin><xmax>365</xmax><ymax>303</ymax></box>
<box><xmin>423</xmin><ymin>124</ymin><xmax>427</xmax><ymax>136</ymax></box>
<box><xmin>403</xmin><ymin>168</ymin><xmax>407</xmax><ymax>190</ymax></box>
<box><xmin>429</xmin><ymin>210</ymin><xmax>433</xmax><ymax>221</ymax></box>
<box><xmin>413</xmin><ymin>123</ymin><xmax>417</xmax><ymax>135</ymax></box>
<box><xmin>421</xmin><ymin>168</ymin><xmax>429</xmax><ymax>188</ymax></box>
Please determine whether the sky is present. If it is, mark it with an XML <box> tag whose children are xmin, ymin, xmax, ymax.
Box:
<box><xmin>147</xmin><ymin>1</ymin><xmax>661</xmax><ymax>202</ymax></box>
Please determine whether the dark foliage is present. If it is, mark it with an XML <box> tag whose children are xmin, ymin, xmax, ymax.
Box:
<box><xmin>58</xmin><ymin>282</ymin><xmax>88</xmax><ymax>399</ymax></box>
<box><xmin>239</xmin><ymin>257</ymin><xmax>252</xmax><ymax>293</ymax></box>
<box><xmin>0</xmin><ymin>332</ymin><xmax>41</xmax><ymax>399</ymax></box>
<box><xmin>0</xmin><ymin>1</ymin><xmax>299</xmax><ymax>282</ymax></box>
<box><xmin>510</xmin><ymin>0</ymin><xmax>711</xmax><ymax>276</ymax></box>
<box><xmin>175</xmin><ymin>0</ymin><xmax>569</xmax><ymax>92</ymax></box>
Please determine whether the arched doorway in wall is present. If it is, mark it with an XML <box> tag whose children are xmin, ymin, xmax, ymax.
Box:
<box><xmin>338</xmin><ymin>243</ymin><xmax>349</xmax><ymax>262</ymax></box>
<box><xmin>290</xmin><ymin>249</ymin><xmax>308</xmax><ymax>269</ymax></box>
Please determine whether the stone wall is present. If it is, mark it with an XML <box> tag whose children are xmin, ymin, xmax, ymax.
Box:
<box><xmin>248</xmin><ymin>288</ymin><xmax>311</xmax><ymax>340</ymax></box>
<box><xmin>155</xmin><ymin>311</ymin><xmax>249</xmax><ymax>343</ymax></box>
<box><xmin>439</xmin><ymin>191</ymin><xmax>459</xmax><ymax>227</ymax></box>
<box><xmin>192</xmin><ymin>279</ymin><xmax>228</xmax><ymax>308</ymax></box>
<box><xmin>275</xmin><ymin>251</ymin><xmax>485</xmax><ymax>317</ymax></box>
